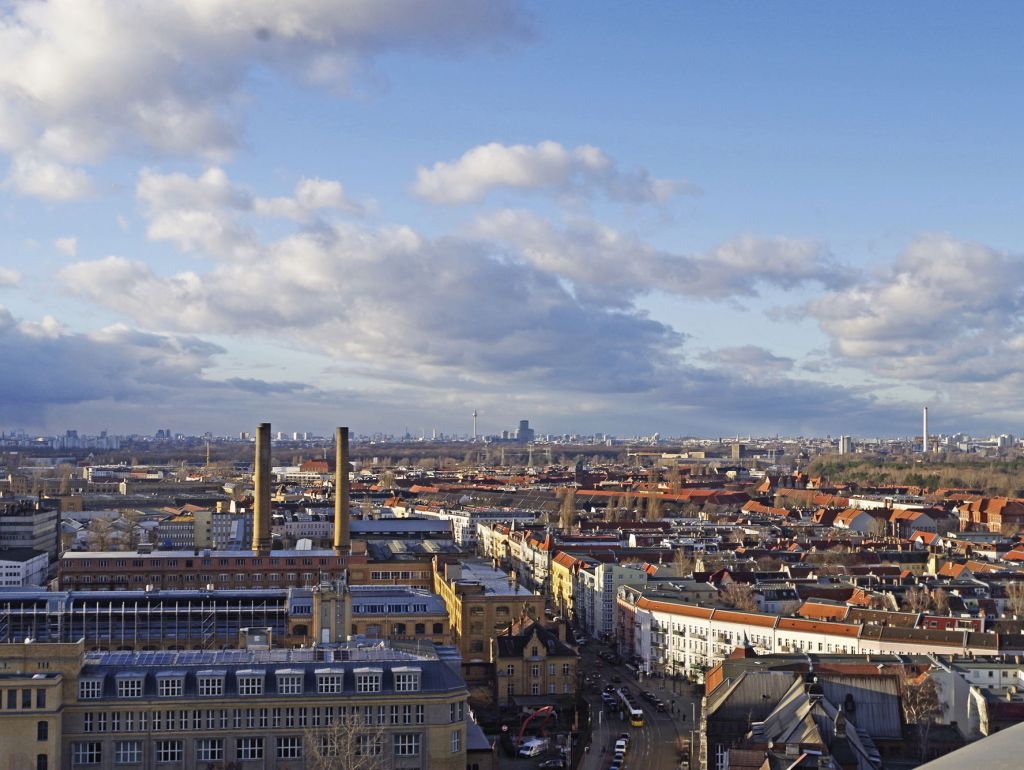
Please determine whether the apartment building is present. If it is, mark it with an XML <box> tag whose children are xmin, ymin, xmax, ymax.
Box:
<box><xmin>432</xmin><ymin>559</ymin><xmax>545</xmax><ymax>665</ymax></box>
<box><xmin>492</xmin><ymin>619</ymin><xmax>577</xmax><ymax>709</ymax></box>
<box><xmin>617</xmin><ymin>587</ymin><xmax>1024</xmax><ymax>680</ymax></box>
<box><xmin>0</xmin><ymin>638</ymin><xmax>474</xmax><ymax>770</ymax></box>
<box><xmin>576</xmin><ymin>562</ymin><xmax>648</xmax><ymax>639</ymax></box>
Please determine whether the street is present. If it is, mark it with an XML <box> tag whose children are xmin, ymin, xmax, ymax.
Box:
<box><xmin>575</xmin><ymin>641</ymin><xmax>701</xmax><ymax>770</ymax></box>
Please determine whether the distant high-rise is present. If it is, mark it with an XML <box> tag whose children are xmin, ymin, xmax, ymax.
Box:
<box><xmin>516</xmin><ymin>419</ymin><xmax>535</xmax><ymax>443</ymax></box>
<box><xmin>838</xmin><ymin>435</ymin><xmax>853</xmax><ymax>455</ymax></box>
<box><xmin>472</xmin><ymin>409</ymin><xmax>478</xmax><ymax>442</ymax></box>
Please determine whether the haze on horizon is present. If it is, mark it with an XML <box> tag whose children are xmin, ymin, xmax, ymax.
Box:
<box><xmin>1</xmin><ymin>1</ymin><xmax>1022</xmax><ymax>439</ymax></box>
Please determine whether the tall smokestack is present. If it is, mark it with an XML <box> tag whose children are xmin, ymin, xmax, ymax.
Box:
<box><xmin>922</xmin><ymin>406</ymin><xmax>929</xmax><ymax>454</ymax></box>
<box><xmin>252</xmin><ymin>422</ymin><xmax>272</xmax><ymax>555</ymax></box>
<box><xmin>334</xmin><ymin>427</ymin><xmax>351</xmax><ymax>554</ymax></box>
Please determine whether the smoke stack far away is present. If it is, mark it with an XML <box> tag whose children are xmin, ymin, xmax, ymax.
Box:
<box><xmin>252</xmin><ymin>422</ymin><xmax>272</xmax><ymax>555</ymax></box>
<box><xmin>334</xmin><ymin>427</ymin><xmax>351</xmax><ymax>554</ymax></box>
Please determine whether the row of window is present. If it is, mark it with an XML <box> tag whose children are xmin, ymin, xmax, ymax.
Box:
<box><xmin>369</xmin><ymin>570</ymin><xmax>428</xmax><ymax>580</ymax></box>
<box><xmin>70</xmin><ymin>557</ymin><xmax>331</xmax><ymax>569</ymax></box>
<box><xmin>507</xmin><ymin>663</ymin><xmax>572</xmax><ymax>676</ymax></box>
<box><xmin>506</xmin><ymin>682</ymin><xmax>572</xmax><ymax>696</ymax></box>
<box><xmin>1</xmin><ymin>688</ymin><xmax>47</xmax><ymax>710</ymax></box>
<box><xmin>79</xmin><ymin>703</ymin><xmax>444</xmax><ymax>732</ymax></box>
<box><xmin>81</xmin><ymin>669</ymin><xmax>416</xmax><ymax>699</ymax></box>
<box><xmin>68</xmin><ymin>572</ymin><xmax>324</xmax><ymax>584</ymax></box>
<box><xmin>72</xmin><ymin>734</ymin><xmax>426</xmax><ymax>764</ymax></box>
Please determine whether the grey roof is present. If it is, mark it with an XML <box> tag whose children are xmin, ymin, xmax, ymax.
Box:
<box><xmin>80</xmin><ymin>642</ymin><xmax>466</xmax><ymax>699</ymax></box>
<box><xmin>0</xmin><ymin>548</ymin><xmax>46</xmax><ymax>563</ymax></box>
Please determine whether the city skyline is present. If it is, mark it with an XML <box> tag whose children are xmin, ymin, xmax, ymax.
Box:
<box><xmin>3</xmin><ymin>2</ymin><xmax>1024</xmax><ymax>436</ymax></box>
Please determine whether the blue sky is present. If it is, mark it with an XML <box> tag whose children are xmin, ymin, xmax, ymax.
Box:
<box><xmin>1</xmin><ymin>1</ymin><xmax>1023</xmax><ymax>438</ymax></box>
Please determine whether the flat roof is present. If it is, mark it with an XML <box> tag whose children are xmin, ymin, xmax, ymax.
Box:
<box><xmin>455</xmin><ymin>560</ymin><xmax>538</xmax><ymax>596</ymax></box>
<box><xmin>61</xmin><ymin>549</ymin><xmax>343</xmax><ymax>559</ymax></box>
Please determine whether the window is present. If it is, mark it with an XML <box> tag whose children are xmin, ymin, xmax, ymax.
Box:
<box><xmin>548</xmin><ymin>682</ymin><xmax>556</xmax><ymax>694</ymax></box>
<box><xmin>394</xmin><ymin>670</ymin><xmax>421</xmax><ymax>692</ymax></box>
<box><xmin>415</xmin><ymin>623</ymin><xmax>425</xmax><ymax>635</ymax></box>
<box><xmin>155</xmin><ymin>740</ymin><xmax>182</xmax><ymax>763</ymax></box>
<box><xmin>237</xmin><ymin>737</ymin><xmax>264</xmax><ymax>760</ymax></box>
<box><xmin>393</xmin><ymin>733</ymin><xmax>421</xmax><ymax>756</ymax></box>
<box><xmin>36</xmin><ymin>688</ymin><xmax>46</xmax><ymax>708</ymax></box>
<box><xmin>531</xmin><ymin>683</ymin><xmax>540</xmax><ymax>695</ymax></box>
<box><xmin>317</xmin><ymin>674</ymin><xmax>344</xmax><ymax>694</ymax></box>
<box><xmin>197</xmin><ymin>676</ymin><xmax>223</xmax><ymax>697</ymax></box>
<box><xmin>357</xmin><ymin>735</ymin><xmax>382</xmax><ymax>756</ymax></box>
<box><xmin>433</xmin><ymin>623</ymin><xmax>444</xmax><ymax>634</ymax></box>
<box><xmin>114</xmin><ymin>741</ymin><xmax>142</xmax><ymax>765</ymax></box>
<box><xmin>506</xmin><ymin>664</ymin><xmax>514</xmax><ymax>676</ymax></box>
<box><xmin>196</xmin><ymin>739</ymin><xmax>224</xmax><ymax>762</ymax></box>
<box><xmin>277</xmin><ymin>674</ymin><xmax>303</xmax><ymax>694</ymax></box>
<box><xmin>355</xmin><ymin>671</ymin><xmax>381</xmax><ymax>693</ymax></box>
<box><xmin>451</xmin><ymin>729</ymin><xmax>462</xmax><ymax>753</ymax></box>
<box><xmin>531</xmin><ymin>665</ymin><xmax>540</xmax><ymax>678</ymax></box>
<box><xmin>72</xmin><ymin>742</ymin><xmax>102</xmax><ymax>765</ymax></box>
<box><xmin>117</xmin><ymin>679</ymin><xmax>143</xmax><ymax>699</ymax></box>
<box><xmin>276</xmin><ymin>736</ymin><xmax>303</xmax><ymax>759</ymax></box>
<box><xmin>36</xmin><ymin>755</ymin><xmax>47</xmax><ymax>770</ymax></box>
<box><xmin>37</xmin><ymin>720</ymin><xmax>48</xmax><ymax>740</ymax></box>
<box><xmin>78</xmin><ymin>680</ymin><xmax>103</xmax><ymax>700</ymax></box>
<box><xmin>157</xmin><ymin>678</ymin><xmax>183</xmax><ymax>698</ymax></box>
<box><xmin>237</xmin><ymin>675</ymin><xmax>264</xmax><ymax>696</ymax></box>
<box><xmin>23</xmin><ymin>689</ymin><xmax>32</xmax><ymax>708</ymax></box>
<box><xmin>563</xmin><ymin>663</ymin><xmax>570</xmax><ymax>675</ymax></box>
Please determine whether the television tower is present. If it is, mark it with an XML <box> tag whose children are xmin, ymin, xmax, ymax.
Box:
<box><xmin>472</xmin><ymin>409</ymin><xmax>478</xmax><ymax>442</ymax></box>
<box><xmin>922</xmin><ymin>406</ymin><xmax>929</xmax><ymax>453</ymax></box>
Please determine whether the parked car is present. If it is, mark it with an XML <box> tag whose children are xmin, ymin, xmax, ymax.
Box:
<box><xmin>518</xmin><ymin>739</ymin><xmax>549</xmax><ymax>758</ymax></box>
<box><xmin>617</xmin><ymin>734</ymin><xmax>631</xmax><ymax>746</ymax></box>
<box><xmin>604</xmin><ymin>684</ymin><xmax>617</xmax><ymax>693</ymax></box>
<box><xmin>538</xmin><ymin>760</ymin><xmax>564</xmax><ymax>769</ymax></box>
<box><xmin>656</xmin><ymin>702</ymin><xmax>668</xmax><ymax>712</ymax></box>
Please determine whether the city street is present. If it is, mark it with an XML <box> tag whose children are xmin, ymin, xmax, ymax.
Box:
<box><xmin>575</xmin><ymin>641</ymin><xmax>701</xmax><ymax>770</ymax></box>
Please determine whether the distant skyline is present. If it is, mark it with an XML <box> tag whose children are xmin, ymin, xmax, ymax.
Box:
<box><xmin>3</xmin><ymin>2</ymin><xmax>1024</xmax><ymax>437</ymax></box>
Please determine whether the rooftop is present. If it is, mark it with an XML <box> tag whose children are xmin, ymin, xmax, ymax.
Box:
<box><xmin>455</xmin><ymin>559</ymin><xmax>537</xmax><ymax>596</ymax></box>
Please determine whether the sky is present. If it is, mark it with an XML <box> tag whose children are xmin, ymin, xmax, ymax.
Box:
<box><xmin>1</xmin><ymin>0</ymin><xmax>1023</xmax><ymax>439</ymax></box>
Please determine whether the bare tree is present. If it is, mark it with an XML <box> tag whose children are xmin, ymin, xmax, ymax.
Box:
<box><xmin>931</xmin><ymin>588</ymin><xmax>950</xmax><ymax>615</ymax></box>
<box><xmin>868</xmin><ymin>515</ymin><xmax>889</xmax><ymax>539</ymax></box>
<box><xmin>1003</xmin><ymin>581</ymin><xmax>1024</xmax><ymax>618</ymax></box>
<box><xmin>646</xmin><ymin>490</ymin><xmax>663</xmax><ymax>522</ymax></box>
<box><xmin>120</xmin><ymin>509</ymin><xmax>144</xmax><ymax>551</ymax></box>
<box><xmin>902</xmin><ymin>586</ymin><xmax>931</xmax><ymax>613</ymax></box>
<box><xmin>304</xmin><ymin>713</ymin><xmax>387</xmax><ymax>770</ymax></box>
<box><xmin>85</xmin><ymin>517</ymin><xmax>118</xmax><ymax>551</ymax></box>
<box><xmin>902</xmin><ymin>675</ymin><xmax>946</xmax><ymax>760</ymax></box>
<box><xmin>719</xmin><ymin>582</ymin><xmax>757</xmax><ymax>611</ymax></box>
<box><xmin>558</xmin><ymin>487</ymin><xmax>576</xmax><ymax>531</ymax></box>
<box><xmin>673</xmin><ymin>550</ymin><xmax>696</xmax><ymax>577</ymax></box>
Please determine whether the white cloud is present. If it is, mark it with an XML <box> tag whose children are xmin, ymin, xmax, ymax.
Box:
<box><xmin>475</xmin><ymin>209</ymin><xmax>841</xmax><ymax>305</ymax></box>
<box><xmin>0</xmin><ymin>0</ymin><xmax>529</xmax><ymax>198</ymax></box>
<box><xmin>6</xmin><ymin>151</ymin><xmax>93</xmax><ymax>200</ymax></box>
<box><xmin>414</xmin><ymin>141</ymin><xmax>682</xmax><ymax>204</ymax></box>
<box><xmin>807</xmin><ymin>234</ymin><xmax>1024</xmax><ymax>382</ymax></box>
<box><xmin>701</xmin><ymin>345</ymin><xmax>795</xmax><ymax>374</ymax></box>
<box><xmin>54</xmin><ymin>236</ymin><xmax>77</xmax><ymax>257</ymax></box>
<box><xmin>0</xmin><ymin>268</ymin><xmax>21</xmax><ymax>287</ymax></box>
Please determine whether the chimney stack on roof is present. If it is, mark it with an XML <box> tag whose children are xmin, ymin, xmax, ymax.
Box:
<box><xmin>333</xmin><ymin>426</ymin><xmax>351</xmax><ymax>554</ymax></box>
<box><xmin>251</xmin><ymin>422</ymin><xmax>272</xmax><ymax>555</ymax></box>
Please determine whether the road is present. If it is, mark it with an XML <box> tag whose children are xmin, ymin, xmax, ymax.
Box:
<box><xmin>575</xmin><ymin>641</ymin><xmax>701</xmax><ymax>770</ymax></box>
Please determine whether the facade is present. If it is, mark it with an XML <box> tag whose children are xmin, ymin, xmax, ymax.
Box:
<box><xmin>492</xmin><ymin>619</ymin><xmax>577</xmax><ymax>709</ymax></box>
<box><xmin>0</xmin><ymin>639</ymin><xmax>473</xmax><ymax>770</ymax></box>
<box><xmin>0</xmin><ymin>587</ymin><xmax>312</xmax><ymax>650</ymax></box>
<box><xmin>0</xmin><ymin>547</ymin><xmax>49</xmax><ymax>587</ymax></box>
<box><xmin>0</xmin><ymin>499</ymin><xmax>60</xmax><ymax>561</ymax></box>
<box><xmin>58</xmin><ymin>549</ymin><xmax>364</xmax><ymax>591</ymax></box>
<box><xmin>575</xmin><ymin>562</ymin><xmax>648</xmax><ymax>639</ymax></box>
<box><xmin>617</xmin><ymin>587</ymin><xmax>1024</xmax><ymax>681</ymax></box>
<box><xmin>432</xmin><ymin>559</ymin><xmax>545</xmax><ymax>664</ymax></box>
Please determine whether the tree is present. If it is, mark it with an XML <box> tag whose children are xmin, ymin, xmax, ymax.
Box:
<box><xmin>303</xmin><ymin>713</ymin><xmax>387</xmax><ymax>770</ymax></box>
<box><xmin>558</xmin><ymin>487</ymin><xmax>577</xmax><ymax>531</ymax></box>
<box><xmin>673</xmin><ymin>550</ymin><xmax>696</xmax><ymax>577</ymax></box>
<box><xmin>902</xmin><ymin>586</ymin><xmax>931</xmax><ymax>613</ymax></box>
<box><xmin>120</xmin><ymin>509</ymin><xmax>145</xmax><ymax>551</ymax></box>
<box><xmin>902</xmin><ymin>675</ymin><xmax>946</xmax><ymax>760</ymax></box>
<box><xmin>931</xmin><ymin>587</ymin><xmax>950</xmax><ymax>615</ymax></box>
<box><xmin>868</xmin><ymin>515</ymin><xmax>889</xmax><ymax>539</ymax></box>
<box><xmin>719</xmin><ymin>582</ymin><xmax>757</xmax><ymax>611</ymax></box>
<box><xmin>85</xmin><ymin>517</ymin><xmax>118</xmax><ymax>551</ymax></box>
<box><xmin>1006</xmin><ymin>581</ymin><xmax>1024</xmax><ymax>617</ymax></box>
